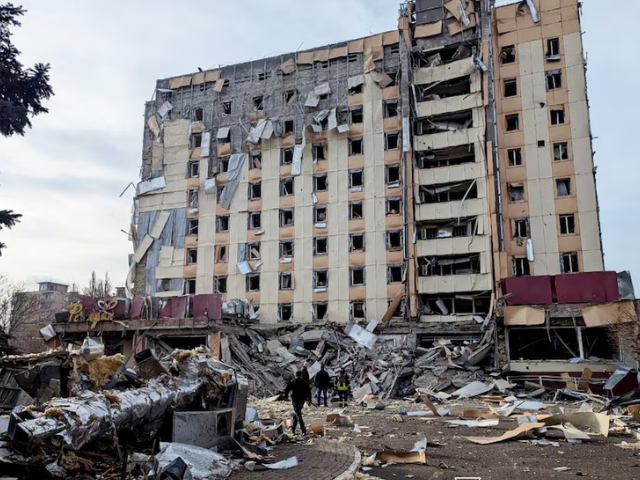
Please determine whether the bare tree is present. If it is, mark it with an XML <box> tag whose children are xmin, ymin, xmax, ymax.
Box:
<box><xmin>82</xmin><ymin>271</ymin><xmax>113</xmax><ymax>299</ymax></box>
<box><xmin>0</xmin><ymin>274</ymin><xmax>38</xmax><ymax>336</ymax></box>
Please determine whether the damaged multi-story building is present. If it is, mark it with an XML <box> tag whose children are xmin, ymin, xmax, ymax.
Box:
<box><xmin>122</xmin><ymin>0</ymin><xmax>636</xmax><ymax>376</ymax></box>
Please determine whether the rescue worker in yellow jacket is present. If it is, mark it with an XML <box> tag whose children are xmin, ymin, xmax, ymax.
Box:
<box><xmin>336</xmin><ymin>369</ymin><xmax>351</xmax><ymax>407</ymax></box>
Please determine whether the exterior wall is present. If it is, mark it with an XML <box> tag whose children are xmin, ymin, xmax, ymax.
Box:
<box><xmin>493</xmin><ymin>0</ymin><xmax>603</xmax><ymax>279</ymax></box>
<box><xmin>134</xmin><ymin>32</ymin><xmax>404</xmax><ymax>324</ymax></box>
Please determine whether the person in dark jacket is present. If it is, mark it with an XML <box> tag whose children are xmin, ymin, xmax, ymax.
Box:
<box><xmin>285</xmin><ymin>370</ymin><xmax>313</xmax><ymax>435</ymax></box>
<box><xmin>301</xmin><ymin>363</ymin><xmax>310</xmax><ymax>384</ymax></box>
<box><xmin>314</xmin><ymin>365</ymin><xmax>331</xmax><ymax>407</ymax></box>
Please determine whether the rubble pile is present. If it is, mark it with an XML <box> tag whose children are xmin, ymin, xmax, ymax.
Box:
<box><xmin>222</xmin><ymin>320</ymin><xmax>495</xmax><ymax>400</ymax></box>
<box><xmin>0</xmin><ymin>343</ymin><xmax>246</xmax><ymax>479</ymax></box>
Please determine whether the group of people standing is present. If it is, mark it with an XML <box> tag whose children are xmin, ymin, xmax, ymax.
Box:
<box><xmin>284</xmin><ymin>364</ymin><xmax>351</xmax><ymax>435</ymax></box>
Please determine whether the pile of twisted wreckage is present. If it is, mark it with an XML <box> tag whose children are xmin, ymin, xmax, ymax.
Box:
<box><xmin>221</xmin><ymin>319</ymin><xmax>495</xmax><ymax>400</ymax></box>
<box><xmin>0</xmin><ymin>341</ymin><xmax>251</xmax><ymax>479</ymax></box>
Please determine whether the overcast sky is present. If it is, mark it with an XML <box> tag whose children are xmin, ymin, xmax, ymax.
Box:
<box><xmin>0</xmin><ymin>0</ymin><xmax>637</xmax><ymax>291</ymax></box>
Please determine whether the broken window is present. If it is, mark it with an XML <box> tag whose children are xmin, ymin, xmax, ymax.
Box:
<box><xmin>250</xmin><ymin>152</ymin><xmax>262</xmax><ymax>169</ymax></box>
<box><xmin>187</xmin><ymin>248</ymin><xmax>198</xmax><ymax>265</ymax></box>
<box><xmin>553</xmin><ymin>142</ymin><xmax>569</xmax><ymax>160</ymax></box>
<box><xmin>501</xmin><ymin>45</ymin><xmax>516</xmax><ymax>64</ymax></box>
<box><xmin>222</xmin><ymin>101</ymin><xmax>232</xmax><ymax>115</ymax></box>
<box><xmin>419</xmin><ymin>254</ymin><xmax>480</xmax><ymax>276</ymax></box>
<box><xmin>546</xmin><ymin>38</ymin><xmax>560</xmax><ymax>58</ymax></box>
<box><xmin>280</xmin><ymin>177</ymin><xmax>294</xmax><ymax>196</ymax></box>
<box><xmin>350</xmin><ymin>267</ymin><xmax>365</xmax><ymax>286</ymax></box>
<box><xmin>279</xmin><ymin>240</ymin><xmax>294</xmax><ymax>258</ymax></box>
<box><xmin>313</xmin><ymin>270</ymin><xmax>328</xmax><ymax>289</ymax></box>
<box><xmin>253</xmin><ymin>96</ymin><xmax>264</xmax><ymax>111</ymax></box>
<box><xmin>279</xmin><ymin>121</ymin><xmax>294</xmax><ymax>138</ymax></box>
<box><xmin>504</xmin><ymin>78</ymin><xmax>518</xmax><ymax>97</ymax></box>
<box><xmin>188</xmin><ymin>161</ymin><xmax>200</xmax><ymax>178</ymax></box>
<box><xmin>417</xmin><ymin>144</ymin><xmax>475</xmax><ymax>169</ymax></box>
<box><xmin>507</xmin><ymin>148</ymin><xmax>522</xmax><ymax>166</ymax></box>
<box><xmin>246</xmin><ymin>274</ymin><xmax>260</xmax><ymax>292</ymax></box>
<box><xmin>513</xmin><ymin>218</ymin><xmax>529</xmax><ymax>238</ymax></box>
<box><xmin>386</xmin><ymin>164</ymin><xmax>400</xmax><ymax>185</ymax></box>
<box><xmin>550</xmin><ymin>107</ymin><xmax>565</xmax><ymax>125</ymax></box>
<box><xmin>350</xmin><ymin>233</ymin><xmax>365</xmax><ymax>252</ymax></box>
<box><xmin>216</xmin><ymin>215</ymin><xmax>229</xmax><ymax>232</ymax></box>
<box><xmin>349</xmin><ymin>82</ymin><xmax>363</xmax><ymax>95</ymax></box>
<box><xmin>385</xmin><ymin>131</ymin><xmax>399</xmax><ymax>150</ymax></box>
<box><xmin>194</xmin><ymin>107</ymin><xmax>203</xmax><ymax>122</ymax></box>
<box><xmin>508</xmin><ymin>184</ymin><xmax>525</xmax><ymax>202</ymax></box>
<box><xmin>418</xmin><ymin>218</ymin><xmax>477</xmax><ymax>239</ymax></box>
<box><xmin>313</xmin><ymin>143</ymin><xmax>326</xmax><ymax>161</ymax></box>
<box><xmin>559</xmin><ymin>214</ymin><xmax>575</xmax><ymax>235</ymax></box>
<box><xmin>350</xmin><ymin>301</ymin><xmax>365</xmax><ymax>319</ymax></box>
<box><xmin>278</xmin><ymin>303</ymin><xmax>293</xmax><ymax>321</ymax></box>
<box><xmin>560</xmin><ymin>252</ymin><xmax>579</xmax><ymax>274</ymax></box>
<box><xmin>546</xmin><ymin>70</ymin><xmax>562</xmax><ymax>90</ymax></box>
<box><xmin>415</xmin><ymin>110</ymin><xmax>473</xmax><ymax>135</ymax></box>
<box><xmin>512</xmin><ymin>257</ymin><xmax>530</xmax><ymax>277</ymax></box>
<box><xmin>314</xmin><ymin>205</ymin><xmax>327</xmax><ymax>224</ymax></box>
<box><xmin>281</xmin><ymin>147</ymin><xmax>294</xmax><ymax>165</ymax></box>
<box><xmin>386</xmin><ymin>230</ymin><xmax>403</xmax><ymax>250</ymax></box>
<box><xmin>284</xmin><ymin>90</ymin><xmax>296</xmax><ymax>105</ymax></box>
<box><xmin>247</xmin><ymin>242</ymin><xmax>261</xmax><ymax>260</ymax></box>
<box><xmin>279</xmin><ymin>272</ymin><xmax>293</xmax><ymax>290</ymax></box>
<box><xmin>350</xmin><ymin>107</ymin><xmax>363</xmax><ymax>124</ymax></box>
<box><xmin>387</xmin><ymin>264</ymin><xmax>403</xmax><ymax>283</ymax></box>
<box><xmin>219</xmin><ymin>158</ymin><xmax>230</xmax><ymax>173</ymax></box>
<box><xmin>349</xmin><ymin>137</ymin><xmax>363</xmax><ymax>155</ymax></box>
<box><xmin>313</xmin><ymin>302</ymin><xmax>328</xmax><ymax>320</ymax></box>
<box><xmin>313</xmin><ymin>174</ymin><xmax>328</xmax><ymax>192</ymax></box>
<box><xmin>279</xmin><ymin>208</ymin><xmax>294</xmax><ymax>227</ymax></box>
<box><xmin>384</xmin><ymin>100</ymin><xmax>398</xmax><ymax>118</ymax></box>
<box><xmin>216</xmin><ymin>185</ymin><xmax>224</xmax><ymax>203</ymax></box>
<box><xmin>188</xmin><ymin>218</ymin><xmax>199</xmax><ymax>236</ymax></box>
<box><xmin>188</xmin><ymin>189</ymin><xmax>199</xmax><ymax>208</ymax></box>
<box><xmin>420</xmin><ymin>292</ymin><xmax>490</xmax><ymax>316</ymax></box>
<box><xmin>191</xmin><ymin>133</ymin><xmax>202</xmax><ymax>149</ymax></box>
<box><xmin>506</xmin><ymin>114</ymin><xmax>519</xmax><ymax>131</ymax></box>
<box><xmin>217</xmin><ymin>128</ymin><xmax>230</xmax><ymax>142</ymax></box>
<box><xmin>386</xmin><ymin>197</ymin><xmax>402</xmax><ymax>215</ymax></box>
<box><xmin>418</xmin><ymin>76</ymin><xmax>471</xmax><ymax>101</ymax></box>
<box><xmin>184</xmin><ymin>278</ymin><xmax>196</xmax><ymax>294</ymax></box>
<box><xmin>419</xmin><ymin>181</ymin><xmax>478</xmax><ymax>204</ymax></box>
<box><xmin>314</xmin><ymin>237</ymin><xmax>328</xmax><ymax>255</ymax></box>
<box><xmin>248</xmin><ymin>182</ymin><xmax>261</xmax><ymax>200</ymax></box>
<box><xmin>556</xmin><ymin>178</ymin><xmax>571</xmax><ymax>196</ymax></box>
<box><xmin>248</xmin><ymin>211</ymin><xmax>262</xmax><ymax>230</ymax></box>
<box><xmin>215</xmin><ymin>245</ymin><xmax>227</xmax><ymax>262</ymax></box>
<box><xmin>349</xmin><ymin>201</ymin><xmax>363</xmax><ymax>219</ymax></box>
<box><xmin>349</xmin><ymin>169</ymin><xmax>363</xmax><ymax>189</ymax></box>
<box><xmin>213</xmin><ymin>276</ymin><xmax>227</xmax><ymax>294</ymax></box>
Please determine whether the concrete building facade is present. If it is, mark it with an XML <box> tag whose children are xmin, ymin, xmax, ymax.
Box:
<box><xmin>130</xmin><ymin>0</ymin><xmax>605</xmax><ymax>327</ymax></box>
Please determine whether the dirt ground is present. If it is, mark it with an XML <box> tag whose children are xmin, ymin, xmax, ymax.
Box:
<box><xmin>263</xmin><ymin>398</ymin><xmax>640</xmax><ymax>480</ymax></box>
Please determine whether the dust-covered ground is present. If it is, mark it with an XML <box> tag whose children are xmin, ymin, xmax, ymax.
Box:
<box><xmin>248</xmin><ymin>397</ymin><xmax>640</xmax><ymax>480</ymax></box>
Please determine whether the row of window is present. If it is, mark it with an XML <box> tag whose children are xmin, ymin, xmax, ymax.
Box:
<box><xmin>241</xmin><ymin>165</ymin><xmax>401</xmax><ymax>201</ymax></box>
<box><xmin>507</xmin><ymin>177</ymin><xmax>572</xmax><ymax>202</ymax></box>
<box><xmin>500</xmin><ymin>37</ymin><xmax>561</xmax><ymax>65</ymax></box>
<box><xmin>188</xmin><ymin>230</ymin><xmax>403</xmax><ymax>266</ymax></box>
<box><xmin>505</xmin><ymin>106</ymin><xmax>565</xmax><ymax>132</ymax></box>
<box><xmin>512</xmin><ymin>214</ymin><xmax>576</xmax><ymax>239</ymax></box>
<box><xmin>506</xmin><ymin>142</ymin><xmax>569</xmax><ymax>166</ymax></box>
<box><xmin>503</xmin><ymin>69</ymin><xmax>562</xmax><ymax>97</ymax></box>
<box><xmin>211</xmin><ymin>264</ymin><xmax>404</xmax><ymax>294</ymax></box>
<box><xmin>512</xmin><ymin>252</ymin><xmax>579</xmax><ymax>277</ymax></box>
